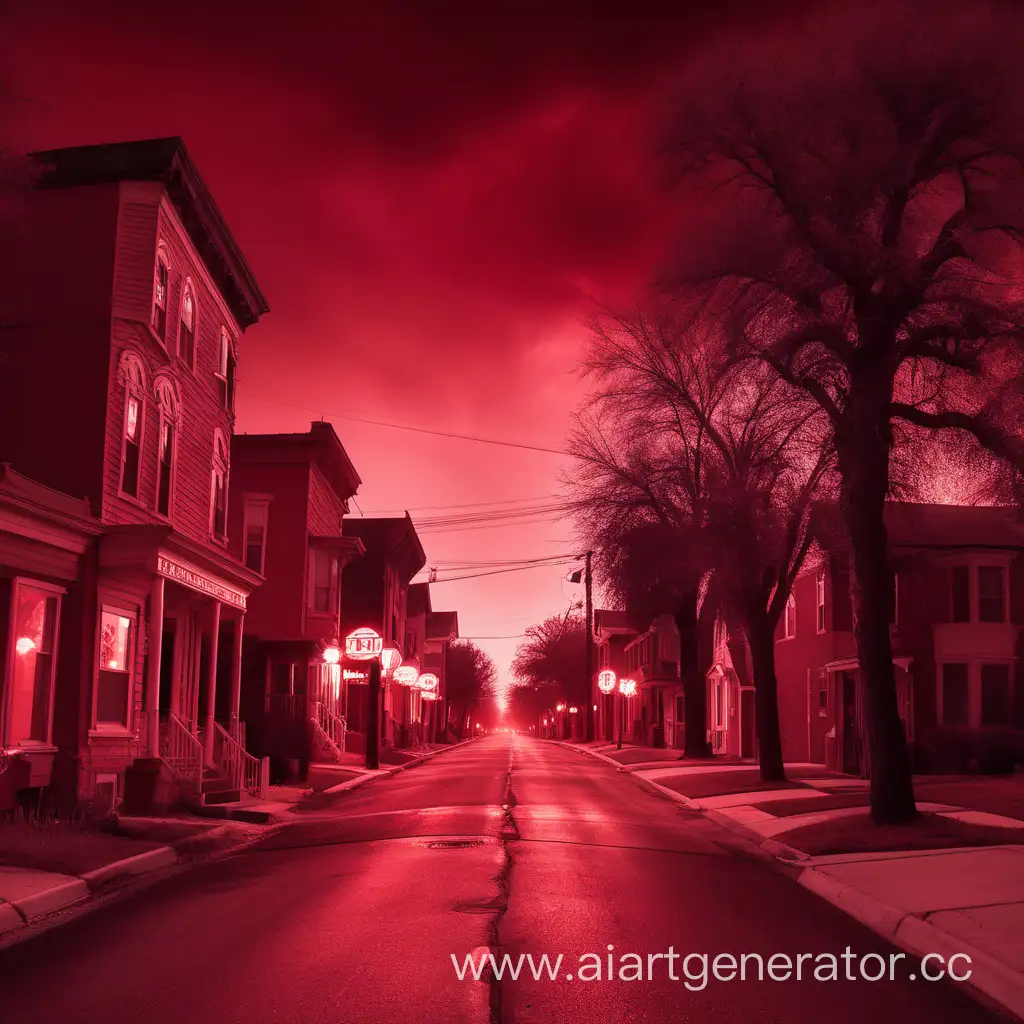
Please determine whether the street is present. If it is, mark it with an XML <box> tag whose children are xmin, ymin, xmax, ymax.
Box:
<box><xmin>0</xmin><ymin>736</ymin><xmax>1010</xmax><ymax>1024</ymax></box>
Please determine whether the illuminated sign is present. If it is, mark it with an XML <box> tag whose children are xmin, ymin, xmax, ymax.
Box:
<box><xmin>393</xmin><ymin>666</ymin><xmax>419</xmax><ymax>686</ymax></box>
<box><xmin>597</xmin><ymin>669</ymin><xmax>616</xmax><ymax>694</ymax></box>
<box><xmin>619</xmin><ymin>678</ymin><xmax>637</xmax><ymax>697</ymax></box>
<box><xmin>343</xmin><ymin>668</ymin><xmax>369</xmax><ymax>683</ymax></box>
<box><xmin>380</xmin><ymin>647</ymin><xmax>403</xmax><ymax>675</ymax></box>
<box><xmin>345</xmin><ymin>628</ymin><xmax>383</xmax><ymax>661</ymax></box>
<box><xmin>421</xmin><ymin>691</ymin><xmax>440</xmax><ymax>701</ymax></box>
<box><xmin>323</xmin><ymin>645</ymin><xmax>341</xmax><ymax>665</ymax></box>
<box><xmin>416</xmin><ymin>672</ymin><xmax>439</xmax><ymax>693</ymax></box>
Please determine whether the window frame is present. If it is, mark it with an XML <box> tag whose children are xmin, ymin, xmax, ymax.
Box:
<box><xmin>210</xmin><ymin>429</ymin><xmax>229</xmax><ymax>544</ymax></box>
<box><xmin>215</xmin><ymin>327</ymin><xmax>237</xmax><ymax>412</ymax></box>
<box><xmin>307</xmin><ymin>546</ymin><xmax>339</xmax><ymax>617</ymax></box>
<box><xmin>152</xmin><ymin>246</ymin><xmax>170</xmax><ymax>344</ymax></box>
<box><xmin>92</xmin><ymin>602</ymin><xmax>137</xmax><ymax>734</ymax></box>
<box><xmin>178</xmin><ymin>279</ymin><xmax>197</xmax><ymax>370</ymax></box>
<box><xmin>977</xmin><ymin>565</ymin><xmax>1008</xmax><ymax>625</ymax></box>
<box><xmin>980</xmin><ymin>662</ymin><xmax>1013</xmax><ymax>727</ymax></box>
<box><xmin>938</xmin><ymin>659</ymin><xmax>1016</xmax><ymax>729</ymax></box>
<box><xmin>118</xmin><ymin>351</ymin><xmax>147</xmax><ymax>504</ymax></box>
<box><xmin>3</xmin><ymin>577</ymin><xmax>64</xmax><ymax>750</ymax></box>
<box><xmin>815</xmin><ymin>571</ymin><xmax>826</xmax><ymax>634</ymax></box>
<box><xmin>783</xmin><ymin>593</ymin><xmax>796</xmax><ymax>640</ymax></box>
<box><xmin>242</xmin><ymin>497</ymin><xmax>271</xmax><ymax>574</ymax></box>
<box><xmin>153</xmin><ymin>377</ymin><xmax>180</xmax><ymax>521</ymax></box>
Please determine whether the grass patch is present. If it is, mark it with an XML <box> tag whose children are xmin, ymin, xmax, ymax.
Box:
<box><xmin>662</xmin><ymin>771</ymin><xmax>809</xmax><ymax>799</ymax></box>
<box><xmin>782</xmin><ymin>811</ymin><xmax>1024</xmax><ymax>857</ymax></box>
<box><xmin>0</xmin><ymin>819</ymin><xmax>162</xmax><ymax>875</ymax></box>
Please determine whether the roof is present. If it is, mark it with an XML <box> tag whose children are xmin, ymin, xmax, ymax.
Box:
<box><xmin>30</xmin><ymin>137</ymin><xmax>270</xmax><ymax>329</ymax></box>
<box><xmin>0</xmin><ymin>463</ymin><xmax>101</xmax><ymax>533</ymax></box>
<box><xmin>233</xmin><ymin>422</ymin><xmax>361</xmax><ymax>504</ymax></box>
<box><xmin>593</xmin><ymin>609</ymin><xmax>632</xmax><ymax>636</ymax></box>
<box><xmin>426</xmin><ymin>610</ymin><xmax>459</xmax><ymax>640</ymax></box>
<box><xmin>813</xmin><ymin>501</ymin><xmax>1024</xmax><ymax>552</ymax></box>
<box><xmin>407</xmin><ymin>582</ymin><xmax>432</xmax><ymax>616</ymax></box>
<box><xmin>343</xmin><ymin>514</ymin><xmax>426</xmax><ymax>582</ymax></box>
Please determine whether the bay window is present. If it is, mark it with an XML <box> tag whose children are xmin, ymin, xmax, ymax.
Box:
<box><xmin>981</xmin><ymin>664</ymin><xmax>1012</xmax><ymax>726</ymax></box>
<box><xmin>153</xmin><ymin>249</ymin><xmax>169</xmax><ymax>341</ymax></box>
<box><xmin>119</xmin><ymin>352</ymin><xmax>146</xmax><ymax>500</ymax></box>
<box><xmin>978</xmin><ymin>566</ymin><xmax>1006</xmax><ymax>623</ymax></box>
<box><xmin>939</xmin><ymin>660</ymin><xmax>1015</xmax><ymax>728</ymax></box>
<box><xmin>5</xmin><ymin>580</ymin><xmax>62</xmax><ymax>747</ymax></box>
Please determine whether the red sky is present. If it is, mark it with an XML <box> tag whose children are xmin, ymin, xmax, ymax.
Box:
<box><xmin>1</xmin><ymin>1</ymin><xmax>804</xmax><ymax>698</ymax></box>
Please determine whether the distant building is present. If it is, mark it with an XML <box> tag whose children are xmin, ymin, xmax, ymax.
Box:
<box><xmin>425</xmin><ymin>610</ymin><xmax>460</xmax><ymax>740</ymax></box>
<box><xmin>341</xmin><ymin>516</ymin><xmax>426</xmax><ymax>749</ymax></box>
<box><xmin>228</xmin><ymin>422</ymin><xmax>364</xmax><ymax>768</ymax></box>
<box><xmin>593</xmin><ymin>609</ymin><xmax>637</xmax><ymax>743</ymax></box>
<box><xmin>772</xmin><ymin>502</ymin><xmax>1024</xmax><ymax>775</ymax></box>
<box><xmin>0</xmin><ymin>137</ymin><xmax>269</xmax><ymax>810</ymax></box>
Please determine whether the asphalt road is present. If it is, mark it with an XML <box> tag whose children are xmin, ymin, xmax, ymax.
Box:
<box><xmin>0</xmin><ymin>735</ymin><xmax>1012</xmax><ymax>1024</ymax></box>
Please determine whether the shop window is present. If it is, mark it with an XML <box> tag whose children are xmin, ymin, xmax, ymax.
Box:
<box><xmin>5</xmin><ymin>581</ymin><xmax>61</xmax><ymax>746</ymax></box>
<box><xmin>97</xmin><ymin>608</ymin><xmax>134</xmax><ymax>728</ymax></box>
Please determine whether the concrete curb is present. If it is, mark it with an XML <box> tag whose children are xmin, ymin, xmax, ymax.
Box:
<box><xmin>0</xmin><ymin>902</ymin><xmax>23</xmax><ymax>935</ymax></box>
<box><xmin>80</xmin><ymin>846</ymin><xmax>179</xmax><ymax>886</ymax></box>
<box><xmin>798</xmin><ymin>866</ymin><xmax>1024</xmax><ymax>1019</ymax></box>
<box><xmin>12</xmin><ymin>878</ymin><xmax>89</xmax><ymax>921</ymax></box>
<box><xmin>322</xmin><ymin>740</ymin><xmax>477</xmax><ymax>795</ymax></box>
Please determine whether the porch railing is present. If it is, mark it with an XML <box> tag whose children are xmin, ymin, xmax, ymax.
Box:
<box><xmin>161</xmin><ymin>713</ymin><xmax>204</xmax><ymax>799</ymax></box>
<box><xmin>311</xmin><ymin>701</ymin><xmax>347</xmax><ymax>760</ymax></box>
<box><xmin>212</xmin><ymin>722</ymin><xmax>269</xmax><ymax>800</ymax></box>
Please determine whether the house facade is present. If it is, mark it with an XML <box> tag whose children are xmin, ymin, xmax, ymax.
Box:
<box><xmin>774</xmin><ymin>503</ymin><xmax>1024</xmax><ymax>775</ymax></box>
<box><xmin>624</xmin><ymin>614</ymin><xmax>685</xmax><ymax>749</ymax></box>
<box><xmin>0</xmin><ymin>137</ymin><xmax>270</xmax><ymax>810</ymax></box>
<box><xmin>341</xmin><ymin>516</ymin><xmax>426</xmax><ymax>749</ymax></box>
<box><xmin>593</xmin><ymin>609</ymin><xmax>637</xmax><ymax>743</ymax></box>
<box><xmin>706</xmin><ymin>612</ymin><xmax>758</xmax><ymax>759</ymax></box>
<box><xmin>228</xmin><ymin>422</ymin><xmax>364</xmax><ymax>770</ymax></box>
<box><xmin>425</xmin><ymin>610</ymin><xmax>459</xmax><ymax>740</ymax></box>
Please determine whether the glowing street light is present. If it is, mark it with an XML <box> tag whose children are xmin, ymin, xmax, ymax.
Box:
<box><xmin>417</xmin><ymin>672</ymin><xmax>439</xmax><ymax>693</ymax></box>
<box><xmin>568</xmin><ymin>706</ymin><xmax>578</xmax><ymax>714</ymax></box>
<box><xmin>15</xmin><ymin>636</ymin><xmax>36</xmax><ymax>656</ymax></box>
<box><xmin>322</xmin><ymin>642</ymin><xmax>341</xmax><ymax>665</ymax></box>
<box><xmin>380</xmin><ymin>646</ymin><xmax>402</xmax><ymax>677</ymax></box>
<box><xmin>597</xmin><ymin>669</ymin><xmax>616</xmax><ymax>694</ymax></box>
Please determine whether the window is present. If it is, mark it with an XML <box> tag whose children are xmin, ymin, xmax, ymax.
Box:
<box><xmin>210</xmin><ymin>430</ymin><xmax>228</xmax><ymax>541</ymax></box>
<box><xmin>179</xmin><ymin>283</ymin><xmax>196</xmax><ymax>367</ymax></box>
<box><xmin>783</xmin><ymin>594</ymin><xmax>796</xmax><ymax>639</ymax></box>
<box><xmin>217</xmin><ymin>328</ymin><xmax>237</xmax><ymax>411</ymax></box>
<box><xmin>243</xmin><ymin>499</ymin><xmax>269</xmax><ymax>573</ymax></box>
<box><xmin>940</xmin><ymin>663</ymin><xmax>970</xmax><ymax>726</ymax></box>
<box><xmin>978</xmin><ymin>566</ymin><xmax>1006</xmax><ymax>624</ymax></box>
<box><xmin>153</xmin><ymin>250</ymin><xmax>169</xmax><ymax>341</ymax></box>
<box><xmin>950</xmin><ymin>566</ymin><xmax>970</xmax><ymax>622</ymax></box>
<box><xmin>119</xmin><ymin>352</ymin><xmax>146</xmax><ymax>499</ymax></box>
<box><xmin>154</xmin><ymin>378</ymin><xmax>179</xmax><ymax>519</ymax></box>
<box><xmin>97</xmin><ymin>608</ymin><xmax>133</xmax><ymax>727</ymax></box>
<box><xmin>6</xmin><ymin>581</ymin><xmax>61</xmax><ymax>746</ymax></box>
<box><xmin>308</xmin><ymin>548</ymin><xmax>338</xmax><ymax>614</ymax></box>
<box><xmin>816</xmin><ymin>572</ymin><xmax>826</xmax><ymax>633</ymax></box>
<box><xmin>981</xmin><ymin>664</ymin><xmax>1012</xmax><ymax>726</ymax></box>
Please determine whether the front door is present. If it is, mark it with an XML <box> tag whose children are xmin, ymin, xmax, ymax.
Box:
<box><xmin>841</xmin><ymin>672</ymin><xmax>860</xmax><ymax>775</ymax></box>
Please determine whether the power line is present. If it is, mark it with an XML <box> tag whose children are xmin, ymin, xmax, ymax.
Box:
<box><xmin>362</xmin><ymin>494</ymin><xmax>559</xmax><ymax>514</ymax></box>
<box><xmin>422</xmin><ymin>560</ymin><xmax>577</xmax><ymax>584</ymax></box>
<box><xmin>257</xmin><ymin>396</ymin><xmax>569</xmax><ymax>456</ymax></box>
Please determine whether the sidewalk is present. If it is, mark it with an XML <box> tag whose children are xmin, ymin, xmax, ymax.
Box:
<box><xmin>560</xmin><ymin>740</ymin><xmax>1024</xmax><ymax>1018</ymax></box>
<box><xmin>0</xmin><ymin>816</ymin><xmax>266</xmax><ymax>940</ymax></box>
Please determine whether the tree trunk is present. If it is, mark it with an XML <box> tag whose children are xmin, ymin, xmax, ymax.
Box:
<box><xmin>838</xmin><ymin>375</ymin><xmax>917</xmax><ymax>825</ymax></box>
<box><xmin>745</xmin><ymin>609</ymin><xmax>786</xmax><ymax>783</ymax></box>
<box><xmin>675</xmin><ymin>591</ymin><xmax>712</xmax><ymax>758</ymax></box>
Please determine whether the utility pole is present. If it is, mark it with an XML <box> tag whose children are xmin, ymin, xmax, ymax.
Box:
<box><xmin>584</xmin><ymin>550</ymin><xmax>594</xmax><ymax>744</ymax></box>
<box><xmin>366</xmin><ymin>657</ymin><xmax>381</xmax><ymax>770</ymax></box>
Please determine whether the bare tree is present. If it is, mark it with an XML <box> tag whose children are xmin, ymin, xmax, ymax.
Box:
<box><xmin>446</xmin><ymin>640</ymin><xmax>498</xmax><ymax>739</ymax></box>
<box><xmin>568</xmin><ymin>302</ymin><xmax>830</xmax><ymax>778</ymax></box>
<box><xmin>511</xmin><ymin>611</ymin><xmax>589</xmax><ymax>711</ymax></box>
<box><xmin>660</xmin><ymin>2</ymin><xmax>1024</xmax><ymax>821</ymax></box>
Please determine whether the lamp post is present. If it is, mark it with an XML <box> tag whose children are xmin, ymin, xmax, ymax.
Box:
<box><xmin>617</xmin><ymin>677</ymin><xmax>636</xmax><ymax>751</ymax></box>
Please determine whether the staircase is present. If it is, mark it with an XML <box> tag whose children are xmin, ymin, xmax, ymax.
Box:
<box><xmin>311</xmin><ymin>701</ymin><xmax>347</xmax><ymax>762</ymax></box>
<box><xmin>200</xmin><ymin>765</ymin><xmax>241</xmax><ymax>805</ymax></box>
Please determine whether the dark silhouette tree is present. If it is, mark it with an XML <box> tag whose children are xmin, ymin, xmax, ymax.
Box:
<box><xmin>660</xmin><ymin>2</ymin><xmax>1024</xmax><ymax>822</ymax></box>
<box><xmin>511</xmin><ymin>611</ymin><xmax>588</xmax><ymax>723</ymax></box>
<box><xmin>445</xmin><ymin>640</ymin><xmax>497</xmax><ymax>739</ymax></box>
<box><xmin>568</xmin><ymin>303</ymin><xmax>830</xmax><ymax>778</ymax></box>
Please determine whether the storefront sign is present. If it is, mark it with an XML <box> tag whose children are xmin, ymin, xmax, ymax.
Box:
<box><xmin>345</xmin><ymin>627</ymin><xmax>383</xmax><ymax>661</ymax></box>
<box><xmin>157</xmin><ymin>556</ymin><xmax>247</xmax><ymax>609</ymax></box>
<box><xmin>343</xmin><ymin>668</ymin><xmax>369</xmax><ymax>683</ymax></box>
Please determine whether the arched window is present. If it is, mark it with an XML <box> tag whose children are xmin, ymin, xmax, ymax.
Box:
<box><xmin>153</xmin><ymin>246</ymin><xmax>170</xmax><ymax>342</ymax></box>
<box><xmin>118</xmin><ymin>351</ymin><xmax>147</xmax><ymax>499</ymax></box>
<box><xmin>179</xmin><ymin>281</ymin><xmax>196</xmax><ymax>368</ymax></box>
<box><xmin>210</xmin><ymin>428</ymin><xmax>229</xmax><ymax>541</ymax></box>
<box><xmin>154</xmin><ymin>377</ymin><xmax>180</xmax><ymax>519</ymax></box>
<box><xmin>217</xmin><ymin>327</ymin><xmax>237</xmax><ymax>411</ymax></box>
<box><xmin>784</xmin><ymin>593</ymin><xmax>797</xmax><ymax>639</ymax></box>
